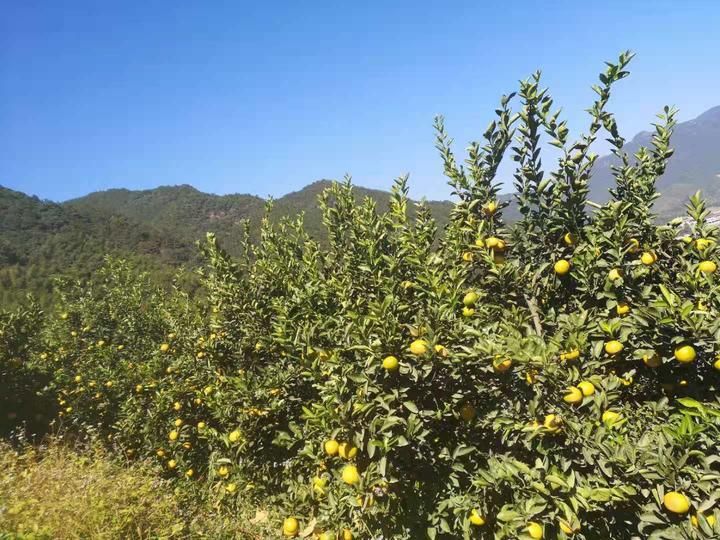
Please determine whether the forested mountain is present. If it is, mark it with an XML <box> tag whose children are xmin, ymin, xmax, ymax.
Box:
<box><xmin>1</xmin><ymin>105</ymin><xmax>718</xmax><ymax>307</ymax></box>
<box><xmin>0</xmin><ymin>182</ymin><xmax>452</xmax><ymax>307</ymax></box>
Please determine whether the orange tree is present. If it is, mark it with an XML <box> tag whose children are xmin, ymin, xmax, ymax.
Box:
<box><xmin>17</xmin><ymin>52</ymin><xmax>720</xmax><ymax>539</ymax></box>
<box><xmin>0</xmin><ymin>300</ymin><xmax>52</xmax><ymax>439</ymax></box>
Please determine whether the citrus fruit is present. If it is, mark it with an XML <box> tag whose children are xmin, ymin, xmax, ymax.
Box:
<box><xmin>283</xmin><ymin>517</ymin><xmax>299</xmax><ymax>537</ymax></box>
<box><xmin>577</xmin><ymin>381</ymin><xmax>595</xmax><ymax>396</ymax></box>
<box><xmin>382</xmin><ymin>355</ymin><xmax>399</xmax><ymax>371</ymax></box>
<box><xmin>324</xmin><ymin>439</ymin><xmax>339</xmax><ymax>456</ymax></box>
<box><xmin>663</xmin><ymin>491</ymin><xmax>690</xmax><ymax>514</ymax></box>
<box><xmin>554</xmin><ymin>259</ymin><xmax>571</xmax><ymax>275</ymax></box>
<box><xmin>469</xmin><ymin>509</ymin><xmax>486</xmax><ymax>526</ymax></box>
<box><xmin>640</xmin><ymin>251</ymin><xmax>657</xmax><ymax>265</ymax></box>
<box><xmin>698</xmin><ymin>260</ymin><xmax>717</xmax><ymax>274</ymax></box>
<box><xmin>409</xmin><ymin>339</ymin><xmax>429</xmax><ymax>356</ymax></box>
<box><xmin>674</xmin><ymin>345</ymin><xmax>696</xmax><ymax>363</ymax></box>
<box><xmin>563</xmin><ymin>386</ymin><xmax>583</xmax><ymax>404</ymax></box>
<box><xmin>604</xmin><ymin>340</ymin><xmax>623</xmax><ymax>355</ymax></box>
<box><xmin>527</xmin><ymin>522</ymin><xmax>543</xmax><ymax>539</ymax></box>
<box><xmin>341</xmin><ymin>465</ymin><xmax>360</xmax><ymax>485</ymax></box>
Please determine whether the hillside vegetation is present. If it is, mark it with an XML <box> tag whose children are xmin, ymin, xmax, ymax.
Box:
<box><xmin>1</xmin><ymin>103</ymin><xmax>718</xmax><ymax>307</ymax></box>
<box><xmin>2</xmin><ymin>53</ymin><xmax>720</xmax><ymax>539</ymax></box>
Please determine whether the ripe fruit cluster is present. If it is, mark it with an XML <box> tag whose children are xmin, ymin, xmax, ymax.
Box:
<box><xmin>3</xmin><ymin>53</ymin><xmax>720</xmax><ymax>539</ymax></box>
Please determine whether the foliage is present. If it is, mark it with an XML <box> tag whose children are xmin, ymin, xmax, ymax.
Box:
<box><xmin>2</xmin><ymin>53</ymin><xmax>720</xmax><ymax>539</ymax></box>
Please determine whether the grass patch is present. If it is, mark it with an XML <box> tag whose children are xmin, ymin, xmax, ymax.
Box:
<box><xmin>0</xmin><ymin>439</ymin><xmax>276</xmax><ymax>539</ymax></box>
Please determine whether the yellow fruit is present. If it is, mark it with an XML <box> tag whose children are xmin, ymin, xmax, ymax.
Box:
<box><xmin>434</xmin><ymin>344</ymin><xmax>449</xmax><ymax>357</ymax></box>
<box><xmin>616</xmin><ymin>302</ymin><xmax>630</xmax><ymax>316</ymax></box>
<box><xmin>319</xmin><ymin>533</ymin><xmax>334</xmax><ymax>540</ymax></box>
<box><xmin>493</xmin><ymin>357</ymin><xmax>512</xmax><ymax>373</ymax></box>
<box><xmin>563</xmin><ymin>387</ymin><xmax>583</xmax><ymax>404</ymax></box>
<box><xmin>409</xmin><ymin>339</ymin><xmax>429</xmax><ymax>356</ymax></box>
<box><xmin>225</xmin><ymin>482</ymin><xmax>237</xmax><ymax>493</ymax></box>
<box><xmin>228</xmin><ymin>430</ymin><xmax>241</xmax><ymax>443</ymax></box>
<box><xmin>554</xmin><ymin>259</ymin><xmax>571</xmax><ymax>275</ymax></box>
<box><xmin>338</xmin><ymin>442</ymin><xmax>357</xmax><ymax>460</ymax></box>
<box><xmin>544</xmin><ymin>414</ymin><xmax>562</xmax><ymax>432</ymax></box>
<box><xmin>604</xmin><ymin>340</ymin><xmax>624</xmax><ymax>355</ymax></box>
<box><xmin>167</xmin><ymin>459</ymin><xmax>177</xmax><ymax>469</ymax></box>
<box><xmin>562</xmin><ymin>348</ymin><xmax>580</xmax><ymax>361</ymax></box>
<box><xmin>342</xmin><ymin>529</ymin><xmax>353</xmax><ymax>540</ymax></box>
<box><xmin>463</xmin><ymin>291</ymin><xmax>479</xmax><ymax>306</ymax></box>
<box><xmin>485</xmin><ymin>236</ymin><xmax>501</xmax><ymax>249</ymax></box>
<box><xmin>640</xmin><ymin>251</ymin><xmax>657</xmax><ymax>265</ymax></box>
<box><xmin>714</xmin><ymin>358</ymin><xmax>720</xmax><ymax>371</ymax></box>
<box><xmin>483</xmin><ymin>201</ymin><xmax>498</xmax><ymax>215</ymax></box>
<box><xmin>460</xmin><ymin>403</ymin><xmax>476</xmax><ymax>422</ymax></box>
<box><xmin>197</xmin><ymin>421</ymin><xmax>206</xmax><ymax>430</ymax></box>
<box><xmin>695</xmin><ymin>238</ymin><xmax>713</xmax><ymax>250</ymax></box>
<box><xmin>577</xmin><ymin>381</ymin><xmax>595</xmax><ymax>396</ymax></box>
<box><xmin>495</xmin><ymin>239</ymin><xmax>507</xmax><ymax>251</ymax></box>
<box><xmin>663</xmin><ymin>491</ymin><xmax>690</xmax><ymax>514</ymax></box>
<box><xmin>558</xmin><ymin>520</ymin><xmax>576</xmax><ymax>535</ymax></box>
<box><xmin>160</xmin><ymin>343</ymin><xmax>170</xmax><ymax>352</ymax></box>
<box><xmin>203</xmin><ymin>385</ymin><xmax>213</xmax><ymax>396</ymax></box>
<box><xmin>135</xmin><ymin>384</ymin><xmax>143</xmax><ymax>393</ymax></box>
<box><xmin>341</xmin><ymin>465</ymin><xmax>360</xmax><ymax>485</ymax></box>
<box><xmin>527</xmin><ymin>521</ymin><xmax>543</xmax><ymax>539</ymax></box>
<box><xmin>185</xmin><ymin>469</ymin><xmax>194</xmax><ymax>478</ymax></box>
<box><xmin>628</xmin><ymin>238</ymin><xmax>641</xmax><ymax>253</ymax></box>
<box><xmin>691</xmin><ymin>514</ymin><xmax>716</xmax><ymax>527</ymax></box>
<box><xmin>74</xmin><ymin>375</ymin><xmax>82</xmax><ymax>383</ymax></box>
<box><xmin>324</xmin><ymin>439</ymin><xmax>339</xmax><ymax>456</ymax></box>
<box><xmin>674</xmin><ymin>345</ymin><xmax>696</xmax><ymax>364</ymax></box>
<box><xmin>608</xmin><ymin>268</ymin><xmax>623</xmax><ymax>281</ymax></box>
<box><xmin>462</xmin><ymin>307</ymin><xmax>475</xmax><ymax>317</ymax></box>
<box><xmin>169</xmin><ymin>430</ymin><xmax>179</xmax><ymax>441</ymax></box>
<box><xmin>174</xmin><ymin>418</ymin><xmax>183</xmax><ymax>427</ymax></box>
<box><xmin>563</xmin><ymin>232</ymin><xmax>576</xmax><ymax>246</ymax></box>
<box><xmin>218</xmin><ymin>465</ymin><xmax>230</xmax><ymax>477</ymax></box>
<box><xmin>283</xmin><ymin>517</ymin><xmax>299</xmax><ymax>537</ymax></box>
<box><xmin>469</xmin><ymin>509</ymin><xmax>486</xmax><ymax>526</ymax></box>
<box><xmin>643</xmin><ymin>352</ymin><xmax>661</xmax><ymax>368</ymax></box>
<box><xmin>698</xmin><ymin>260</ymin><xmax>717</xmax><ymax>274</ymax></box>
<box><xmin>105</xmin><ymin>381</ymin><xmax>113</xmax><ymax>388</ymax></box>
<box><xmin>382</xmin><ymin>355</ymin><xmax>399</xmax><ymax>371</ymax></box>
<box><xmin>462</xmin><ymin>251</ymin><xmax>474</xmax><ymax>262</ymax></box>
<box><xmin>156</xmin><ymin>448</ymin><xmax>165</xmax><ymax>457</ymax></box>
<box><xmin>602</xmin><ymin>410</ymin><xmax>621</xmax><ymax>425</ymax></box>
<box><xmin>173</xmin><ymin>401</ymin><xmax>182</xmax><ymax>411</ymax></box>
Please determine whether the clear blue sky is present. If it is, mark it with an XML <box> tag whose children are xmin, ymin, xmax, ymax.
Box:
<box><xmin>1</xmin><ymin>0</ymin><xmax>719</xmax><ymax>202</ymax></box>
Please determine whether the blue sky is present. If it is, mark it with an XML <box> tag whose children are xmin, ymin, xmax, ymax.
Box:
<box><xmin>1</xmin><ymin>1</ymin><xmax>719</xmax><ymax>202</ymax></box>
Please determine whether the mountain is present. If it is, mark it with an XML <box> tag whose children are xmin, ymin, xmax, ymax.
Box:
<box><xmin>589</xmin><ymin>105</ymin><xmax>720</xmax><ymax>217</ymax></box>
<box><xmin>1</xmin><ymin>105</ymin><xmax>718</xmax><ymax>308</ymax></box>
<box><xmin>0</xmin><ymin>182</ymin><xmax>453</xmax><ymax>307</ymax></box>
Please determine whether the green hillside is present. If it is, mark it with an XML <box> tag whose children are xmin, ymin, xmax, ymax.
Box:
<box><xmin>0</xmin><ymin>181</ymin><xmax>452</xmax><ymax>307</ymax></box>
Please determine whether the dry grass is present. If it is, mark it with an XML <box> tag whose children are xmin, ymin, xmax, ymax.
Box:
<box><xmin>0</xmin><ymin>439</ymin><xmax>276</xmax><ymax>539</ymax></box>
